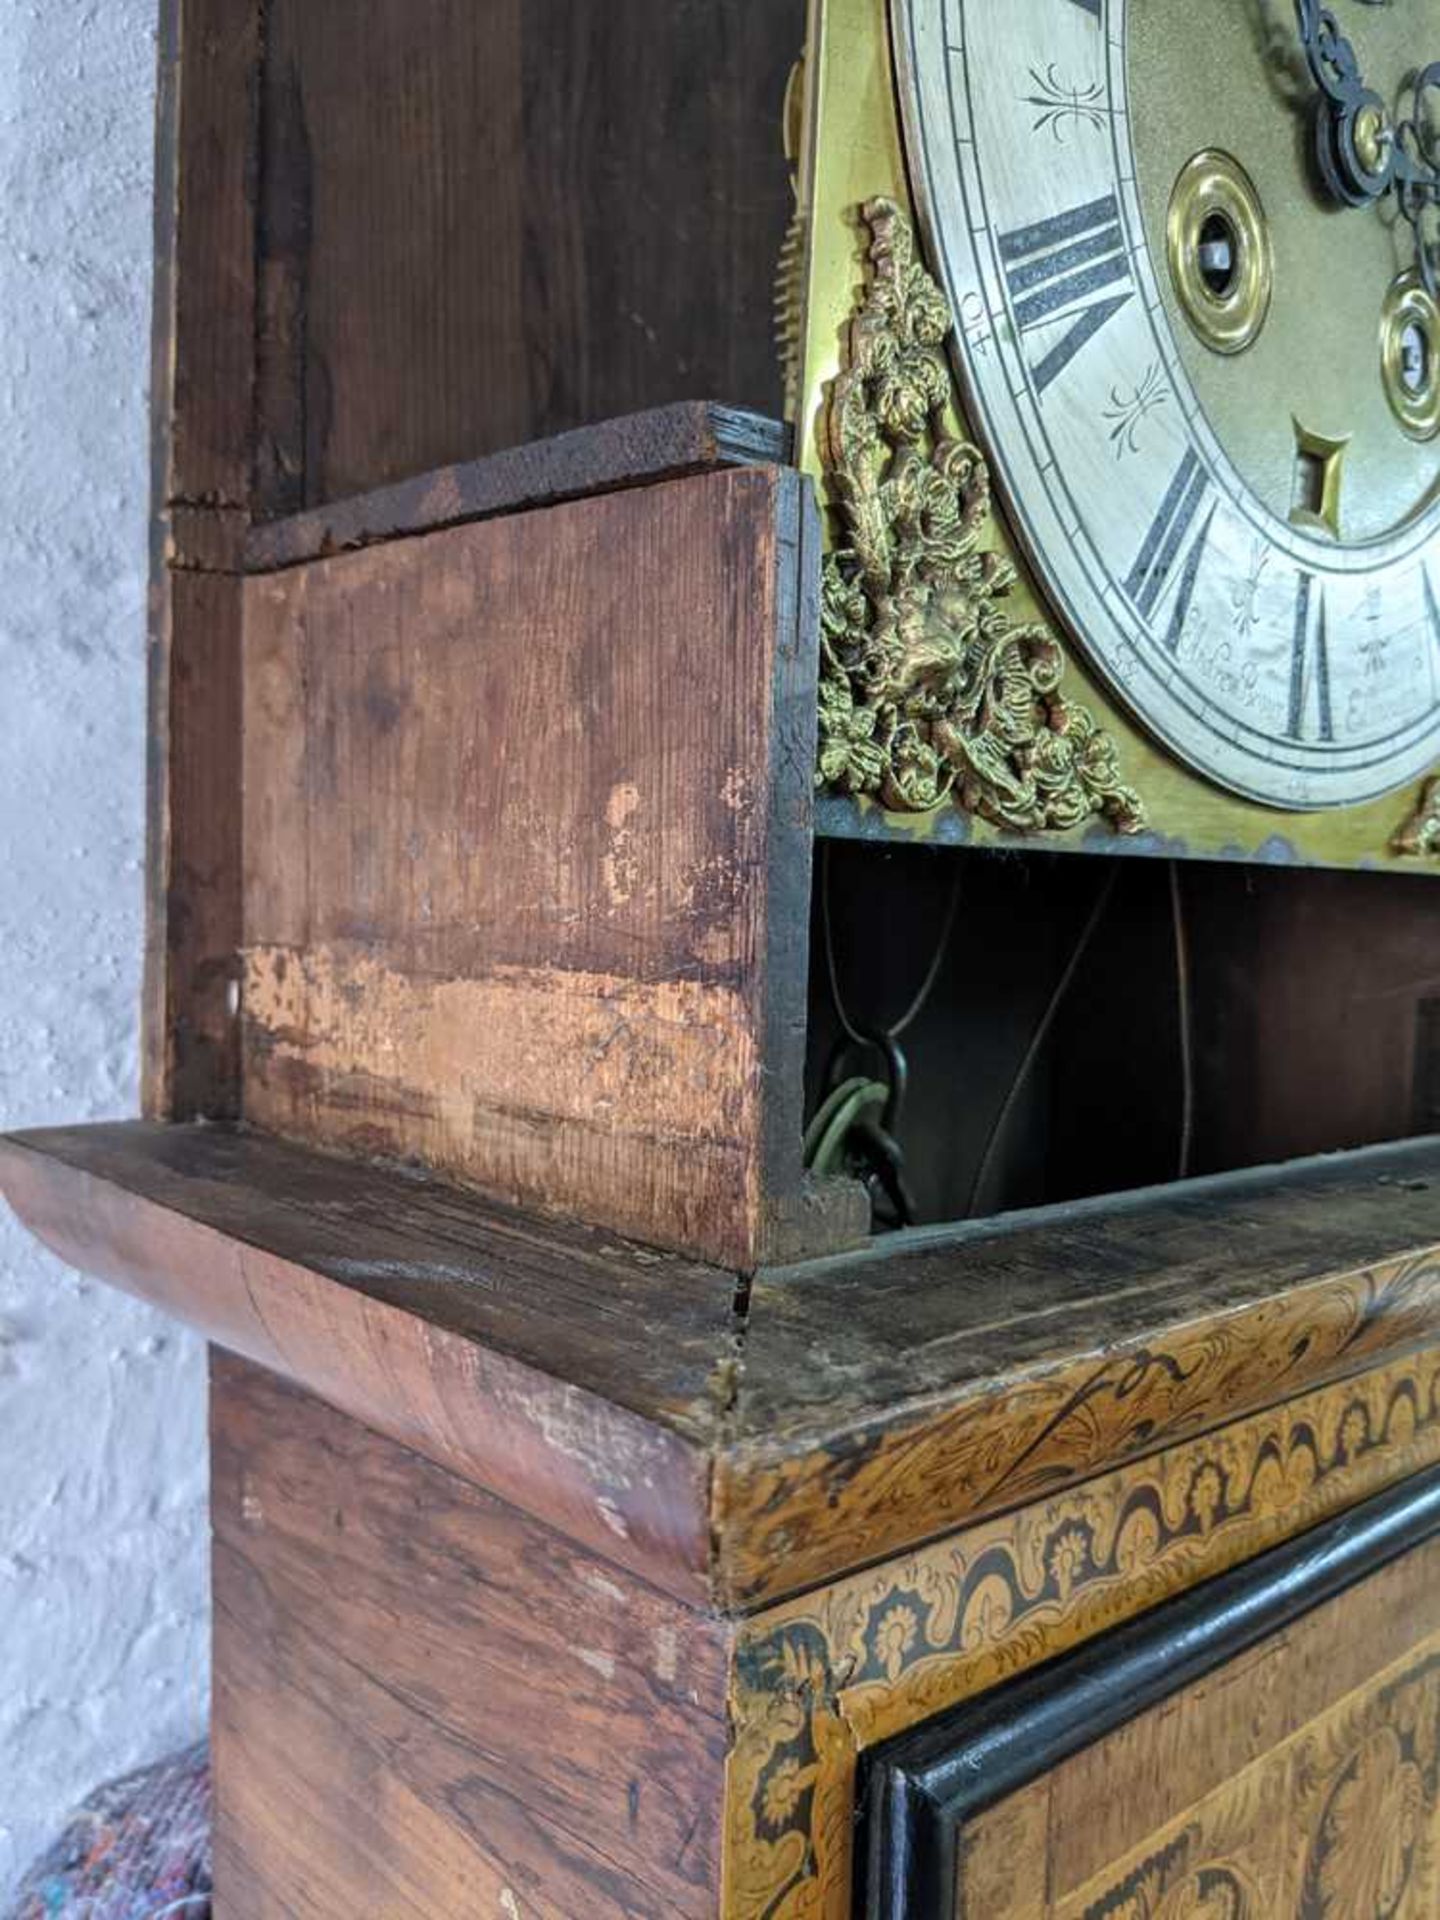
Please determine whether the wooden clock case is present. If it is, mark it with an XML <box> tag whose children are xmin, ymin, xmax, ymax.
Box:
<box><xmin>5</xmin><ymin>5</ymin><xmax>1440</xmax><ymax>1915</ymax></box>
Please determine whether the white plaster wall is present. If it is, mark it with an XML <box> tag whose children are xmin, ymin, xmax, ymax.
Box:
<box><xmin>0</xmin><ymin>1</ymin><xmax>209</xmax><ymax>1893</ymax></box>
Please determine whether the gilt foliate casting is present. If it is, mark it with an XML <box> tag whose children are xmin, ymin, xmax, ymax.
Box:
<box><xmin>1393</xmin><ymin>775</ymin><xmax>1440</xmax><ymax>857</ymax></box>
<box><xmin>817</xmin><ymin>197</ymin><xmax>1145</xmax><ymax>835</ymax></box>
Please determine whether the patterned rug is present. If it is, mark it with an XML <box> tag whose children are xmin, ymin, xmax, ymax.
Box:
<box><xmin>5</xmin><ymin>1745</ymin><xmax>211</xmax><ymax>1919</ymax></box>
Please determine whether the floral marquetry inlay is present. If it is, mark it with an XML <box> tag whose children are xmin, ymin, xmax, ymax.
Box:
<box><xmin>1057</xmin><ymin>1647</ymin><xmax>1440</xmax><ymax>1919</ymax></box>
<box><xmin>1083</xmin><ymin>1849</ymin><xmax>1262</xmax><ymax>1920</ymax></box>
<box><xmin>1299</xmin><ymin>1695</ymin><xmax>1438</xmax><ymax>1918</ymax></box>
<box><xmin>722</xmin><ymin>1348</ymin><xmax>1440</xmax><ymax>1919</ymax></box>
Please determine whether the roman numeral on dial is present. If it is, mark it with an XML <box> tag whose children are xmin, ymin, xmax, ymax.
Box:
<box><xmin>998</xmin><ymin>194</ymin><xmax>1133</xmax><ymax>394</ymax></box>
<box><xmin>1288</xmin><ymin>572</ymin><xmax>1334</xmax><ymax>742</ymax></box>
<box><xmin>1122</xmin><ymin>446</ymin><xmax>1214</xmax><ymax>649</ymax></box>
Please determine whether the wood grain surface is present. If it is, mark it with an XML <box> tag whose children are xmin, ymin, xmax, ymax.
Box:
<box><xmin>720</xmin><ymin>1141</ymin><xmax>1440</xmax><ymax>1601</ymax></box>
<box><xmin>0</xmin><ymin>1124</ymin><xmax>729</xmax><ymax>1605</ymax></box>
<box><xmin>212</xmin><ymin>1353</ymin><xmax>734</xmax><ymax>1918</ymax></box>
<box><xmin>8</xmin><ymin>1123</ymin><xmax>1440</xmax><ymax>1914</ymax></box>
<box><xmin>144</xmin><ymin>0</ymin><xmax>803</xmax><ymax>1121</ymax></box>
<box><xmin>251</xmin><ymin>0</ymin><xmax>801</xmax><ymax>512</ymax></box>
<box><xmin>144</xmin><ymin>0</ymin><xmax>260</xmax><ymax>1121</ymax></box>
<box><xmin>242</xmin><ymin>464</ymin><xmax>849</xmax><ymax>1268</ymax></box>
<box><xmin>7</xmin><ymin>1123</ymin><xmax>1440</xmax><ymax>1617</ymax></box>
<box><xmin>244</xmin><ymin>403</ymin><xmax>790</xmax><ymax>573</ymax></box>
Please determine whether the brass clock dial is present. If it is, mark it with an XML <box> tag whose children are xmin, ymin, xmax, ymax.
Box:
<box><xmin>891</xmin><ymin>0</ymin><xmax>1440</xmax><ymax>810</ymax></box>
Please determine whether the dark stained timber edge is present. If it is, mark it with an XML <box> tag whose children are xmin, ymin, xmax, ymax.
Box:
<box><xmin>244</xmin><ymin>402</ymin><xmax>792</xmax><ymax>573</ymax></box>
<box><xmin>860</xmin><ymin>1465</ymin><xmax>1440</xmax><ymax>1919</ymax></box>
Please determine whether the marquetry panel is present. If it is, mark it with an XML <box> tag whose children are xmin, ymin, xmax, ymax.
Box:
<box><xmin>723</xmin><ymin>1346</ymin><xmax>1440</xmax><ymax>1918</ymax></box>
<box><xmin>722</xmin><ymin>1229</ymin><xmax>1440</xmax><ymax>1605</ymax></box>
<box><xmin>958</xmin><ymin>1537</ymin><xmax>1440</xmax><ymax>1918</ymax></box>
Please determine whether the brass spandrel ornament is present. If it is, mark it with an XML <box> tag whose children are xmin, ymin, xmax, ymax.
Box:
<box><xmin>1393</xmin><ymin>776</ymin><xmax>1440</xmax><ymax>857</ymax></box>
<box><xmin>816</xmin><ymin>199</ymin><xmax>1145</xmax><ymax>837</ymax></box>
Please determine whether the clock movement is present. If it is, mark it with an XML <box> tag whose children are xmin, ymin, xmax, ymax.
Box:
<box><xmin>792</xmin><ymin>0</ymin><xmax>1440</xmax><ymax>862</ymax></box>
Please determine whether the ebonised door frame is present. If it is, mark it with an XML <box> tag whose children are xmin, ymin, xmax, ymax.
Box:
<box><xmin>861</xmin><ymin>1463</ymin><xmax>1440</xmax><ymax>1918</ymax></box>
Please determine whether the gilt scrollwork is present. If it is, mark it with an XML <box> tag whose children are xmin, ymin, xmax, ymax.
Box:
<box><xmin>817</xmin><ymin>196</ymin><xmax>1145</xmax><ymax>835</ymax></box>
<box><xmin>1392</xmin><ymin>774</ymin><xmax>1440</xmax><ymax>857</ymax></box>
